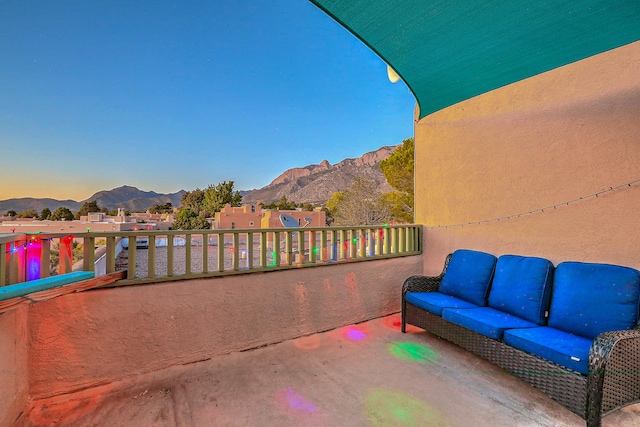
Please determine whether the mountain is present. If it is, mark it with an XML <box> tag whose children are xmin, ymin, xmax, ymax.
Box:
<box><xmin>0</xmin><ymin>186</ymin><xmax>185</xmax><ymax>214</ymax></box>
<box><xmin>0</xmin><ymin>145</ymin><xmax>398</xmax><ymax>213</ymax></box>
<box><xmin>0</xmin><ymin>198</ymin><xmax>80</xmax><ymax>214</ymax></box>
<box><xmin>82</xmin><ymin>186</ymin><xmax>185</xmax><ymax>212</ymax></box>
<box><xmin>242</xmin><ymin>145</ymin><xmax>397</xmax><ymax>204</ymax></box>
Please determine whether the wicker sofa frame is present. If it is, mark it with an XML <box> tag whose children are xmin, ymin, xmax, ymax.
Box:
<box><xmin>401</xmin><ymin>254</ymin><xmax>640</xmax><ymax>427</ymax></box>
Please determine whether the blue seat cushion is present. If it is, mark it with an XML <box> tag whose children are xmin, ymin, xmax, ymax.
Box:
<box><xmin>439</xmin><ymin>249</ymin><xmax>497</xmax><ymax>306</ymax></box>
<box><xmin>442</xmin><ymin>307</ymin><xmax>538</xmax><ymax>340</ymax></box>
<box><xmin>0</xmin><ymin>271</ymin><xmax>95</xmax><ymax>301</ymax></box>
<box><xmin>549</xmin><ymin>262</ymin><xmax>640</xmax><ymax>339</ymax></box>
<box><xmin>405</xmin><ymin>291</ymin><xmax>479</xmax><ymax>316</ymax></box>
<box><xmin>488</xmin><ymin>255</ymin><xmax>554</xmax><ymax>325</ymax></box>
<box><xmin>504</xmin><ymin>327</ymin><xmax>592</xmax><ymax>375</ymax></box>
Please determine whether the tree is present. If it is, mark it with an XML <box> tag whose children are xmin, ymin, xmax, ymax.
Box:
<box><xmin>380</xmin><ymin>137</ymin><xmax>414</xmax><ymax>222</ymax></box>
<box><xmin>17</xmin><ymin>209</ymin><xmax>38</xmax><ymax>218</ymax></box>
<box><xmin>202</xmin><ymin>181</ymin><xmax>242</xmax><ymax>217</ymax></box>
<box><xmin>327</xmin><ymin>178</ymin><xmax>392</xmax><ymax>226</ymax></box>
<box><xmin>180</xmin><ymin>188</ymin><xmax>205</xmax><ymax>214</ymax></box>
<box><xmin>51</xmin><ymin>207</ymin><xmax>74</xmax><ymax>221</ymax></box>
<box><xmin>75</xmin><ymin>200</ymin><xmax>101</xmax><ymax>219</ymax></box>
<box><xmin>40</xmin><ymin>208</ymin><xmax>52</xmax><ymax>220</ymax></box>
<box><xmin>149</xmin><ymin>202</ymin><xmax>173</xmax><ymax>214</ymax></box>
<box><xmin>172</xmin><ymin>208</ymin><xmax>210</xmax><ymax>230</ymax></box>
<box><xmin>6</xmin><ymin>210</ymin><xmax>16</xmax><ymax>217</ymax></box>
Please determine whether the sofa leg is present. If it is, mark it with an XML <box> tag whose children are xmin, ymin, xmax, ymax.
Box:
<box><xmin>401</xmin><ymin>302</ymin><xmax>407</xmax><ymax>333</ymax></box>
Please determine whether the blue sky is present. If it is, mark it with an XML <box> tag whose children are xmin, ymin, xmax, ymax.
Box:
<box><xmin>0</xmin><ymin>0</ymin><xmax>415</xmax><ymax>201</ymax></box>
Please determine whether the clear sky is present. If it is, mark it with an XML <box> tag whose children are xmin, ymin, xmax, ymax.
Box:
<box><xmin>0</xmin><ymin>0</ymin><xmax>415</xmax><ymax>201</ymax></box>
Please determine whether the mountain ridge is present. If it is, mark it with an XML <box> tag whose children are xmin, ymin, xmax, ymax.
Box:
<box><xmin>0</xmin><ymin>145</ymin><xmax>398</xmax><ymax>213</ymax></box>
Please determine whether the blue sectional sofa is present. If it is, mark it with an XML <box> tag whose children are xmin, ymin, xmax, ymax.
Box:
<box><xmin>402</xmin><ymin>249</ymin><xmax>640</xmax><ymax>427</ymax></box>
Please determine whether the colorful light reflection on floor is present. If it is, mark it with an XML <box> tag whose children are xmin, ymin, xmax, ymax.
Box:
<box><xmin>388</xmin><ymin>342</ymin><xmax>438</xmax><ymax>364</ymax></box>
<box><xmin>364</xmin><ymin>388</ymin><xmax>448</xmax><ymax>427</ymax></box>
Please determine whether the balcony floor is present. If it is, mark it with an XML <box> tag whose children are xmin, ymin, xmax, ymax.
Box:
<box><xmin>19</xmin><ymin>314</ymin><xmax>640</xmax><ymax>427</ymax></box>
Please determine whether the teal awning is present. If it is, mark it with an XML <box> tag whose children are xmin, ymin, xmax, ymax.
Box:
<box><xmin>310</xmin><ymin>0</ymin><xmax>640</xmax><ymax>118</ymax></box>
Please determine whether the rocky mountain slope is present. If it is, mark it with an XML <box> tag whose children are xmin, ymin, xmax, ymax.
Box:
<box><xmin>0</xmin><ymin>186</ymin><xmax>185</xmax><ymax>214</ymax></box>
<box><xmin>0</xmin><ymin>145</ymin><xmax>398</xmax><ymax>213</ymax></box>
<box><xmin>242</xmin><ymin>145</ymin><xmax>397</xmax><ymax>204</ymax></box>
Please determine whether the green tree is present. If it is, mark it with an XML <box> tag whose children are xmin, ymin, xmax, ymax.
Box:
<box><xmin>149</xmin><ymin>202</ymin><xmax>173</xmax><ymax>214</ymax></box>
<box><xmin>380</xmin><ymin>137</ymin><xmax>414</xmax><ymax>222</ymax></box>
<box><xmin>172</xmin><ymin>208</ymin><xmax>210</xmax><ymax>230</ymax></box>
<box><xmin>180</xmin><ymin>188</ymin><xmax>205</xmax><ymax>214</ymax></box>
<box><xmin>75</xmin><ymin>200</ymin><xmax>101</xmax><ymax>219</ymax></box>
<box><xmin>40</xmin><ymin>208</ymin><xmax>52</xmax><ymax>220</ymax></box>
<box><xmin>6</xmin><ymin>210</ymin><xmax>16</xmax><ymax>217</ymax></box>
<box><xmin>202</xmin><ymin>181</ymin><xmax>242</xmax><ymax>217</ymax></box>
<box><xmin>17</xmin><ymin>209</ymin><xmax>38</xmax><ymax>218</ymax></box>
<box><xmin>51</xmin><ymin>207</ymin><xmax>74</xmax><ymax>221</ymax></box>
<box><xmin>327</xmin><ymin>178</ymin><xmax>392</xmax><ymax>226</ymax></box>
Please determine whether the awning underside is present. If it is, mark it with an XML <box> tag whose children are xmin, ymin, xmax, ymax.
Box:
<box><xmin>310</xmin><ymin>0</ymin><xmax>640</xmax><ymax>118</ymax></box>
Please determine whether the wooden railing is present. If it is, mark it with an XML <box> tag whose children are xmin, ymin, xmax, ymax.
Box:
<box><xmin>1</xmin><ymin>225</ymin><xmax>422</xmax><ymax>287</ymax></box>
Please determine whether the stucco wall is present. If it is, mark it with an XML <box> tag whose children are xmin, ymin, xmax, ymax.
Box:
<box><xmin>26</xmin><ymin>256</ymin><xmax>422</xmax><ymax>399</ymax></box>
<box><xmin>0</xmin><ymin>308</ymin><xmax>29</xmax><ymax>427</ymax></box>
<box><xmin>415</xmin><ymin>41</ymin><xmax>640</xmax><ymax>273</ymax></box>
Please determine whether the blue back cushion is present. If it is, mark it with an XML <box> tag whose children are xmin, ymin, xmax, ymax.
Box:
<box><xmin>549</xmin><ymin>262</ymin><xmax>640</xmax><ymax>339</ymax></box>
<box><xmin>439</xmin><ymin>249</ymin><xmax>497</xmax><ymax>306</ymax></box>
<box><xmin>488</xmin><ymin>255</ymin><xmax>554</xmax><ymax>324</ymax></box>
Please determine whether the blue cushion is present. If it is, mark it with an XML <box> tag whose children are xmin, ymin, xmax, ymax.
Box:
<box><xmin>0</xmin><ymin>271</ymin><xmax>95</xmax><ymax>301</ymax></box>
<box><xmin>504</xmin><ymin>327</ymin><xmax>592</xmax><ymax>375</ymax></box>
<box><xmin>549</xmin><ymin>262</ymin><xmax>640</xmax><ymax>339</ymax></box>
<box><xmin>488</xmin><ymin>255</ymin><xmax>554</xmax><ymax>325</ymax></box>
<box><xmin>442</xmin><ymin>307</ymin><xmax>538</xmax><ymax>340</ymax></box>
<box><xmin>405</xmin><ymin>291</ymin><xmax>479</xmax><ymax>316</ymax></box>
<box><xmin>439</xmin><ymin>249</ymin><xmax>497</xmax><ymax>306</ymax></box>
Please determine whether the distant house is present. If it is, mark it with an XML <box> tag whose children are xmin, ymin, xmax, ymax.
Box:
<box><xmin>211</xmin><ymin>204</ymin><xmax>326</xmax><ymax>229</ymax></box>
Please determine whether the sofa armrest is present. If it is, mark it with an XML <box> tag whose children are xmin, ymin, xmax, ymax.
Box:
<box><xmin>402</xmin><ymin>253</ymin><xmax>452</xmax><ymax>295</ymax></box>
<box><xmin>402</xmin><ymin>275</ymin><xmax>442</xmax><ymax>294</ymax></box>
<box><xmin>586</xmin><ymin>328</ymin><xmax>640</xmax><ymax>424</ymax></box>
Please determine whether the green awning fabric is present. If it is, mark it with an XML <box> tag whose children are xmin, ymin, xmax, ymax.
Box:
<box><xmin>310</xmin><ymin>0</ymin><xmax>640</xmax><ymax>118</ymax></box>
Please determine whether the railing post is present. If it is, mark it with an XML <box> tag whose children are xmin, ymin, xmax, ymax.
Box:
<box><xmin>0</xmin><ymin>242</ymin><xmax>6</xmax><ymax>286</ymax></box>
<box><xmin>298</xmin><ymin>230</ymin><xmax>306</xmax><ymax>264</ymax></box>
<box><xmin>339</xmin><ymin>229</ymin><xmax>347</xmax><ymax>260</ymax></box>
<box><xmin>349</xmin><ymin>229</ymin><xmax>357</xmax><ymax>259</ymax></box>
<box><xmin>232</xmin><ymin>231</ymin><xmax>239</xmax><ymax>271</ymax></box>
<box><xmin>185</xmin><ymin>233</ymin><xmax>192</xmax><ymax>275</ymax></box>
<box><xmin>320</xmin><ymin>230</ymin><xmax>328</xmax><ymax>262</ymax></box>
<box><xmin>218</xmin><ymin>232</ymin><xmax>225</xmax><ymax>272</ymax></box>
<box><xmin>384</xmin><ymin>227</ymin><xmax>391</xmax><ymax>255</ymax></box>
<box><xmin>260</xmin><ymin>231</ymin><xmax>267</xmax><ymax>267</ymax></box>
<box><xmin>83</xmin><ymin>236</ymin><xmax>96</xmax><ymax>272</ymax></box>
<box><xmin>59</xmin><ymin>236</ymin><xmax>73</xmax><ymax>274</ymax></box>
<box><xmin>247</xmin><ymin>232</ymin><xmax>254</xmax><ymax>269</ymax></box>
<box><xmin>309</xmin><ymin>230</ymin><xmax>316</xmax><ymax>263</ymax></box>
<box><xmin>285</xmin><ymin>231</ymin><xmax>293</xmax><ymax>266</ymax></box>
<box><xmin>274</xmin><ymin>231</ymin><xmax>281</xmax><ymax>266</ymax></box>
<box><xmin>127</xmin><ymin>235</ymin><xmax>137</xmax><ymax>280</ymax></box>
<box><xmin>148</xmin><ymin>235</ymin><xmax>156</xmax><ymax>278</ymax></box>
<box><xmin>400</xmin><ymin>227</ymin><xmax>407</xmax><ymax>253</ymax></box>
<box><xmin>40</xmin><ymin>238</ymin><xmax>51</xmax><ymax>278</ymax></box>
<box><xmin>202</xmin><ymin>233</ymin><xmax>209</xmax><ymax>274</ymax></box>
<box><xmin>106</xmin><ymin>236</ymin><xmax>116</xmax><ymax>274</ymax></box>
<box><xmin>167</xmin><ymin>234</ymin><xmax>175</xmax><ymax>276</ymax></box>
<box><xmin>376</xmin><ymin>228</ymin><xmax>383</xmax><ymax>255</ymax></box>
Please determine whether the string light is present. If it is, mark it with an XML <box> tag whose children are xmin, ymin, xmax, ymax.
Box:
<box><xmin>429</xmin><ymin>178</ymin><xmax>640</xmax><ymax>228</ymax></box>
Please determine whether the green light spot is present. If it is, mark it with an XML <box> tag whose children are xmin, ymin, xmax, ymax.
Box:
<box><xmin>363</xmin><ymin>388</ymin><xmax>447</xmax><ymax>427</ymax></box>
<box><xmin>388</xmin><ymin>342</ymin><xmax>438</xmax><ymax>363</ymax></box>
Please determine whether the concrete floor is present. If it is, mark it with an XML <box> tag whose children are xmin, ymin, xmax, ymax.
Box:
<box><xmin>17</xmin><ymin>314</ymin><xmax>640</xmax><ymax>427</ymax></box>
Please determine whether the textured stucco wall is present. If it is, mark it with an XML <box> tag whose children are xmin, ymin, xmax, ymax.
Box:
<box><xmin>0</xmin><ymin>308</ymin><xmax>29</xmax><ymax>427</ymax></box>
<box><xmin>415</xmin><ymin>41</ymin><xmax>640</xmax><ymax>274</ymax></box>
<box><xmin>27</xmin><ymin>256</ymin><xmax>422</xmax><ymax>398</ymax></box>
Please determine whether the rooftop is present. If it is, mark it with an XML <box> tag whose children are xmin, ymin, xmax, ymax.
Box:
<box><xmin>16</xmin><ymin>314</ymin><xmax>640</xmax><ymax>426</ymax></box>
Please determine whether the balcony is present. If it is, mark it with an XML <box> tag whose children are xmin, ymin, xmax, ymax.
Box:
<box><xmin>1</xmin><ymin>227</ymin><xmax>638</xmax><ymax>426</ymax></box>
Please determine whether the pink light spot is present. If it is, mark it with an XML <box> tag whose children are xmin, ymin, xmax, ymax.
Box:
<box><xmin>277</xmin><ymin>388</ymin><xmax>317</xmax><ymax>413</ymax></box>
<box><xmin>345</xmin><ymin>327</ymin><xmax>367</xmax><ymax>341</ymax></box>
